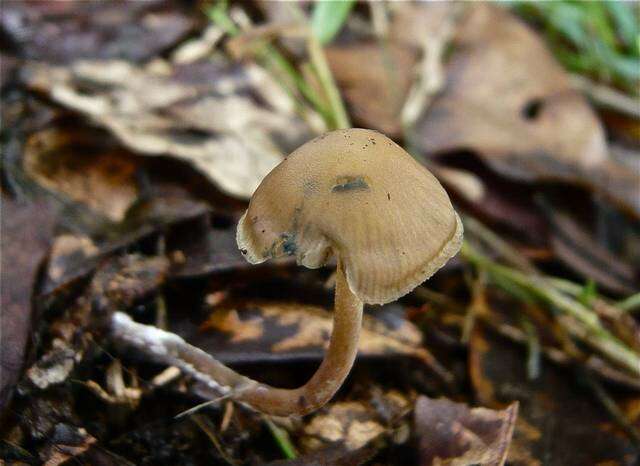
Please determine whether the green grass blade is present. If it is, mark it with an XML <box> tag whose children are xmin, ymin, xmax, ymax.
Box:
<box><xmin>604</xmin><ymin>1</ymin><xmax>639</xmax><ymax>50</ymax></box>
<box><xmin>311</xmin><ymin>0</ymin><xmax>356</xmax><ymax>45</ymax></box>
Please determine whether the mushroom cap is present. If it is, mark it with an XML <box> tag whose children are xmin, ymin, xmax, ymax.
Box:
<box><xmin>237</xmin><ymin>128</ymin><xmax>462</xmax><ymax>305</ymax></box>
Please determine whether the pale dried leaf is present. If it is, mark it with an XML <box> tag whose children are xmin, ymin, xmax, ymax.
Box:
<box><xmin>24</xmin><ymin>59</ymin><xmax>312</xmax><ymax>199</ymax></box>
<box><xmin>301</xmin><ymin>390</ymin><xmax>411</xmax><ymax>452</ymax></box>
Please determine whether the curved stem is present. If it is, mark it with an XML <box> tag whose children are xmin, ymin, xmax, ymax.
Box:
<box><xmin>109</xmin><ymin>259</ymin><xmax>363</xmax><ymax>416</ymax></box>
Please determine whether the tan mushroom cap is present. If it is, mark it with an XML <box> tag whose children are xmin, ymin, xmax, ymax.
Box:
<box><xmin>237</xmin><ymin>128</ymin><xmax>462</xmax><ymax>305</ymax></box>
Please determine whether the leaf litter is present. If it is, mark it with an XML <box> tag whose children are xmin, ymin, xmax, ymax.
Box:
<box><xmin>2</xmin><ymin>1</ymin><xmax>639</xmax><ymax>465</ymax></box>
<box><xmin>23</xmin><ymin>57</ymin><xmax>312</xmax><ymax>199</ymax></box>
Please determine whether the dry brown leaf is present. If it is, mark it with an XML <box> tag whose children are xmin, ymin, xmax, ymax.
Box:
<box><xmin>0</xmin><ymin>1</ymin><xmax>194</xmax><ymax>64</ymax></box>
<box><xmin>201</xmin><ymin>309</ymin><xmax>264</xmax><ymax>343</ymax></box>
<box><xmin>192</xmin><ymin>301</ymin><xmax>450</xmax><ymax>383</ymax></box>
<box><xmin>414</xmin><ymin>395</ymin><xmax>518</xmax><ymax>466</ymax></box>
<box><xmin>266</xmin><ymin>443</ymin><xmax>380</xmax><ymax>466</ymax></box>
<box><xmin>47</xmin><ymin>234</ymin><xmax>99</xmax><ymax>285</ymax></box>
<box><xmin>24</xmin><ymin>58</ymin><xmax>313</xmax><ymax>199</ymax></box>
<box><xmin>39</xmin><ymin>196</ymin><xmax>213</xmax><ymax>298</ymax></box>
<box><xmin>0</xmin><ymin>196</ymin><xmax>57</xmax><ymax>416</ymax></box>
<box><xmin>326</xmin><ymin>43</ymin><xmax>416</xmax><ymax>137</ymax></box>
<box><xmin>411</xmin><ymin>4</ymin><xmax>640</xmax><ymax>217</ymax></box>
<box><xmin>167</xmin><ymin>213</ymin><xmax>250</xmax><ymax>278</ymax></box>
<box><xmin>41</xmin><ymin>426</ymin><xmax>97</xmax><ymax>466</ymax></box>
<box><xmin>23</xmin><ymin>126</ymin><xmax>140</xmax><ymax>221</ymax></box>
<box><xmin>469</xmin><ymin>326</ymin><xmax>640</xmax><ymax>465</ymax></box>
<box><xmin>388</xmin><ymin>2</ymin><xmax>459</xmax><ymax>52</ymax></box>
<box><xmin>304</xmin><ymin>402</ymin><xmax>385</xmax><ymax>451</ymax></box>
<box><xmin>301</xmin><ymin>389</ymin><xmax>412</xmax><ymax>452</ymax></box>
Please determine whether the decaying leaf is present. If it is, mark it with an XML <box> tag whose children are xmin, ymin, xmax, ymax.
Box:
<box><xmin>414</xmin><ymin>395</ymin><xmax>518</xmax><ymax>466</ymax></box>
<box><xmin>40</xmin><ymin>195</ymin><xmax>212</xmax><ymax>297</ymax></box>
<box><xmin>167</xmin><ymin>212</ymin><xmax>250</xmax><ymax>278</ymax></box>
<box><xmin>23</xmin><ymin>126</ymin><xmax>140</xmax><ymax>221</ymax></box>
<box><xmin>325</xmin><ymin>43</ymin><xmax>416</xmax><ymax>137</ymax></box>
<box><xmin>267</xmin><ymin>443</ymin><xmax>380</xmax><ymax>466</ymax></box>
<box><xmin>89</xmin><ymin>254</ymin><xmax>170</xmax><ymax>313</ymax></box>
<box><xmin>304</xmin><ymin>402</ymin><xmax>385</xmax><ymax>451</ymax></box>
<box><xmin>0</xmin><ymin>196</ymin><xmax>57</xmax><ymax>417</ymax></box>
<box><xmin>469</xmin><ymin>327</ymin><xmax>640</xmax><ymax>465</ymax></box>
<box><xmin>411</xmin><ymin>4</ymin><xmax>640</xmax><ymax>217</ymax></box>
<box><xmin>0</xmin><ymin>0</ymin><xmax>194</xmax><ymax>64</ymax></box>
<box><xmin>25</xmin><ymin>347</ymin><xmax>77</xmax><ymax>390</ymax></box>
<box><xmin>433</xmin><ymin>161</ymin><xmax>548</xmax><ymax>244</ymax></box>
<box><xmin>24</xmin><ymin>58</ymin><xmax>313</xmax><ymax>199</ymax></box>
<box><xmin>41</xmin><ymin>425</ymin><xmax>97</xmax><ymax>466</ymax></box>
<box><xmin>301</xmin><ymin>389</ymin><xmax>412</xmax><ymax>453</ymax></box>
<box><xmin>21</xmin><ymin>253</ymin><xmax>170</xmax><ymax>402</ymax></box>
<box><xmin>45</xmin><ymin>233</ymin><xmax>99</xmax><ymax>288</ymax></box>
<box><xmin>191</xmin><ymin>301</ymin><xmax>451</xmax><ymax>384</ymax></box>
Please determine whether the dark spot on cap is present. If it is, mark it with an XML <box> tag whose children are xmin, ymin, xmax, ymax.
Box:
<box><xmin>240</xmin><ymin>249</ymin><xmax>247</xmax><ymax>255</ymax></box>
<box><xmin>281</xmin><ymin>232</ymin><xmax>297</xmax><ymax>256</ymax></box>
<box><xmin>332</xmin><ymin>175</ymin><xmax>369</xmax><ymax>193</ymax></box>
<box><xmin>387</xmin><ymin>192</ymin><xmax>391</xmax><ymax>200</ymax></box>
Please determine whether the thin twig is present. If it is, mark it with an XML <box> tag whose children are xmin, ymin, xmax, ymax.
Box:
<box><xmin>462</xmin><ymin>270</ymin><xmax>486</xmax><ymax>343</ymax></box>
<box><xmin>570</xmin><ymin>74</ymin><xmax>640</xmax><ymax>119</ymax></box>
<box><xmin>191</xmin><ymin>414</ymin><xmax>239</xmax><ymax>466</ymax></box>
<box><xmin>581</xmin><ymin>373</ymin><xmax>640</xmax><ymax>446</ymax></box>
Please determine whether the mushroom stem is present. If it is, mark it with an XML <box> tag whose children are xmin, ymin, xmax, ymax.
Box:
<box><xmin>239</xmin><ymin>259</ymin><xmax>363</xmax><ymax>415</ymax></box>
<box><xmin>108</xmin><ymin>259</ymin><xmax>363</xmax><ymax>416</ymax></box>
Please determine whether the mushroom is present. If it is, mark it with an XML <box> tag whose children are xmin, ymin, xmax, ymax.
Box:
<box><xmin>108</xmin><ymin>128</ymin><xmax>462</xmax><ymax>417</ymax></box>
<box><xmin>234</xmin><ymin>128</ymin><xmax>462</xmax><ymax>415</ymax></box>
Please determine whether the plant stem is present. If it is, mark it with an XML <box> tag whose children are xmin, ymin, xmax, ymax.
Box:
<box><xmin>264</xmin><ymin>416</ymin><xmax>297</xmax><ymax>459</ymax></box>
<box><xmin>461</xmin><ymin>242</ymin><xmax>598</xmax><ymax>327</ymax></box>
<box><xmin>521</xmin><ymin>317</ymin><xmax>541</xmax><ymax>380</ymax></box>
<box><xmin>207</xmin><ymin>3</ymin><xmax>331</xmax><ymax>125</ymax></box>
<box><xmin>191</xmin><ymin>414</ymin><xmax>239</xmax><ymax>466</ymax></box>
<box><xmin>307</xmin><ymin>35</ymin><xmax>351</xmax><ymax>129</ymax></box>
<box><xmin>617</xmin><ymin>292</ymin><xmax>640</xmax><ymax>313</ymax></box>
<box><xmin>460</xmin><ymin>241</ymin><xmax>640</xmax><ymax>377</ymax></box>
